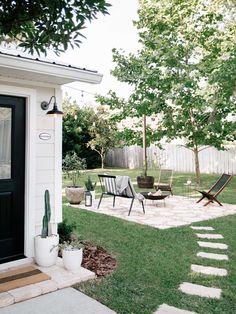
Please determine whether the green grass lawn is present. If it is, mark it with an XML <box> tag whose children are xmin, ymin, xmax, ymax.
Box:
<box><xmin>62</xmin><ymin>168</ymin><xmax>236</xmax><ymax>313</ymax></box>
<box><xmin>63</xmin><ymin>168</ymin><xmax>236</xmax><ymax>204</ymax></box>
<box><xmin>63</xmin><ymin>205</ymin><xmax>236</xmax><ymax>314</ymax></box>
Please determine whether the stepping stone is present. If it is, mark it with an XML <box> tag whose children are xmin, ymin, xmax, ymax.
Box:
<box><xmin>191</xmin><ymin>226</ymin><xmax>214</xmax><ymax>231</ymax></box>
<box><xmin>195</xmin><ymin>233</ymin><xmax>224</xmax><ymax>239</ymax></box>
<box><xmin>154</xmin><ymin>303</ymin><xmax>198</xmax><ymax>314</ymax></box>
<box><xmin>179</xmin><ymin>282</ymin><xmax>221</xmax><ymax>299</ymax></box>
<box><xmin>191</xmin><ymin>264</ymin><xmax>227</xmax><ymax>276</ymax></box>
<box><xmin>197</xmin><ymin>252</ymin><xmax>228</xmax><ymax>261</ymax></box>
<box><xmin>197</xmin><ymin>241</ymin><xmax>228</xmax><ymax>250</ymax></box>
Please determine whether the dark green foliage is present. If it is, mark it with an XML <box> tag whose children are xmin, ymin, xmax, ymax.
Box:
<box><xmin>84</xmin><ymin>176</ymin><xmax>96</xmax><ymax>191</ymax></box>
<box><xmin>41</xmin><ymin>190</ymin><xmax>51</xmax><ymax>238</ymax></box>
<box><xmin>58</xmin><ymin>219</ymin><xmax>76</xmax><ymax>244</ymax></box>
<box><xmin>62</xmin><ymin>97</ymin><xmax>100</xmax><ymax>168</ymax></box>
<box><xmin>0</xmin><ymin>0</ymin><xmax>111</xmax><ymax>55</ymax></box>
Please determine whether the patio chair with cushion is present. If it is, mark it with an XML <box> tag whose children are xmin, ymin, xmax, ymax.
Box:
<box><xmin>196</xmin><ymin>173</ymin><xmax>233</xmax><ymax>207</ymax></box>
<box><xmin>154</xmin><ymin>169</ymin><xmax>173</xmax><ymax>195</ymax></box>
<box><xmin>97</xmin><ymin>174</ymin><xmax>145</xmax><ymax>216</ymax></box>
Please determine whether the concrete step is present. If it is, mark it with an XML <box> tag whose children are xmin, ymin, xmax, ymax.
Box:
<box><xmin>197</xmin><ymin>241</ymin><xmax>228</xmax><ymax>250</ymax></box>
<box><xmin>197</xmin><ymin>252</ymin><xmax>228</xmax><ymax>261</ymax></box>
<box><xmin>179</xmin><ymin>282</ymin><xmax>221</xmax><ymax>299</ymax></box>
<box><xmin>191</xmin><ymin>264</ymin><xmax>227</xmax><ymax>276</ymax></box>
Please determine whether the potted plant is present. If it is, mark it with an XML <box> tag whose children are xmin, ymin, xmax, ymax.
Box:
<box><xmin>84</xmin><ymin>176</ymin><xmax>96</xmax><ymax>201</ymax></box>
<box><xmin>34</xmin><ymin>190</ymin><xmax>59</xmax><ymax>267</ymax></box>
<box><xmin>59</xmin><ymin>235</ymin><xmax>84</xmax><ymax>271</ymax></box>
<box><xmin>62</xmin><ymin>152</ymin><xmax>86</xmax><ymax>204</ymax></box>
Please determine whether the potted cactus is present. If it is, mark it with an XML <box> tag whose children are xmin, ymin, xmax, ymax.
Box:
<box><xmin>34</xmin><ymin>190</ymin><xmax>59</xmax><ymax>267</ymax></box>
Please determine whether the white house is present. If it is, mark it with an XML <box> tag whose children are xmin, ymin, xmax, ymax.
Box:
<box><xmin>0</xmin><ymin>49</ymin><xmax>103</xmax><ymax>269</ymax></box>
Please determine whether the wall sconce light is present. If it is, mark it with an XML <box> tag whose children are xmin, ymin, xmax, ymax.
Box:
<box><xmin>41</xmin><ymin>96</ymin><xmax>63</xmax><ymax>116</ymax></box>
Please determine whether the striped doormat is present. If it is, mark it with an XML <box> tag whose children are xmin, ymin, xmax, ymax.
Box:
<box><xmin>0</xmin><ymin>266</ymin><xmax>51</xmax><ymax>292</ymax></box>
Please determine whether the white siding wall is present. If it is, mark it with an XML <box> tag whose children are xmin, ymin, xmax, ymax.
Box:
<box><xmin>35</xmin><ymin>87</ymin><xmax>62</xmax><ymax>235</ymax></box>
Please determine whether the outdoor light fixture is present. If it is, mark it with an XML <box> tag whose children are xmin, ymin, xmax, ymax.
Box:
<box><xmin>85</xmin><ymin>191</ymin><xmax>92</xmax><ymax>207</ymax></box>
<box><xmin>41</xmin><ymin>96</ymin><xmax>63</xmax><ymax>116</ymax></box>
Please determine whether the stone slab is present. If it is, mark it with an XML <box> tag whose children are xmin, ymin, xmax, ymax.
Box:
<box><xmin>197</xmin><ymin>252</ymin><xmax>228</xmax><ymax>261</ymax></box>
<box><xmin>191</xmin><ymin>264</ymin><xmax>227</xmax><ymax>276</ymax></box>
<box><xmin>0</xmin><ymin>288</ymin><xmax>116</xmax><ymax>314</ymax></box>
<box><xmin>179</xmin><ymin>282</ymin><xmax>221</xmax><ymax>299</ymax></box>
<box><xmin>34</xmin><ymin>280</ymin><xmax>58</xmax><ymax>294</ymax></box>
<box><xmin>0</xmin><ymin>292</ymin><xmax>14</xmax><ymax>308</ymax></box>
<box><xmin>8</xmin><ymin>284</ymin><xmax>42</xmax><ymax>303</ymax></box>
<box><xmin>197</xmin><ymin>241</ymin><xmax>228</xmax><ymax>250</ymax></box>
<box><xmin>195</xmin><ymin>233</ymin><xmax>224</xmax><ymax>239</ymax></box>
<box><xmin>191</xmin><ymin>226</ymin><xmax>214</xmax><ymax>231</ymax></box>
<box><xmin>154</xmin><ymin>303</ymin><xmax>198</xmax><ymax>314</ymax></box>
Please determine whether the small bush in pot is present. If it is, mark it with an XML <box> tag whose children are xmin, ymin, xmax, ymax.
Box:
<box><xmin>62</xmin><ymin>152</ymin><xmax>86</xmax><ymax>204</ymax></box>
<box><xmin>59</xmin><ymin>234</ymin><xmax>84</xmax><ymax>271</ymax></box>
<box><xmin>84</xmin><ymin>176</ymin><xmax>96</xmax><ymax>201</ymax></box>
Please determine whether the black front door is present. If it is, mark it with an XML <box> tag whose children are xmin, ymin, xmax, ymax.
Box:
<box><xmin>0</xmin><ymin>95</ymin><xmax>25</xmax><ymax>264</ymax></box>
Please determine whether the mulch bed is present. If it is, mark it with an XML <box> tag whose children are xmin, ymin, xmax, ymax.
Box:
<box><xmin>81</xmin><ymin>242</ymin><xmax>117</xmax><ymax>277</ymax></box>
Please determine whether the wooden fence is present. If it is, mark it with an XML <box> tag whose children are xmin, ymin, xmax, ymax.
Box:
<box><xmin>106</xmin><ymin>144</ymin><xmax>236</xmax><ymax>174</ymax></box>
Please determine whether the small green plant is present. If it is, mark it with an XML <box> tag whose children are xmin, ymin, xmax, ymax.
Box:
<box><xmin>59</xmin><ymin>239</ymin><xmax>84</xmax><ymax>251</ymax></box>
<box><xmin>59</xmin><ymin>232</ymin><xmax>83</xmax><ymax>250</ymax></box>
<box><xmin>62</xmin><ymin>152</ymin><xmax>86</xmax><ymax>187</ymax></box>
<box><xmin>85</xmin><ymin>176</ymin><xmax>97</xmax><ymax>191</ymax></box>
<box><xmin>41</xmin><ymin>190</ymin><xmax>51</xmax><ymax>238</ymax></box>
<box><xmin>58</xmin><ymin>219</ymin><xmax>76</xmax><ymax>244</ymax></box>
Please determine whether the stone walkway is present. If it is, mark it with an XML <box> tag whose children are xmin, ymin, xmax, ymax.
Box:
<box><xmin>0</xmin><ymin>258</ymin><xmax>95</xmax><ymax>309</ymax></box>
<box><xmin>155</xmin><ymin>224</ymin><xmax>230</xmax><ymax>313</ymax></box>
<box><xmin>78</xmin><ymin>196</ymin><xmax>236</xmax><ymax>229</ymax></box>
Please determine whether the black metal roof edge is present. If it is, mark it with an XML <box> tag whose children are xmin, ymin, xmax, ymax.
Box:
<box><xmin>0</xmin><ymin>50</ymin><xmax>98</xmax><ymax>74</ymax></box>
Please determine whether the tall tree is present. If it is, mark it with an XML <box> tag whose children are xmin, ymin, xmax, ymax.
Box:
<box><xmin>0</xmin><ymin>0</ymin><xmax>110</xmax><ymax>55</ymax></box>
<box><xmin>62</xmin><ymin>96</ymin><xmax>100</xmax><ymax>168</ymax></box>
<box><xmin>87</xmin><ymin>105</ymin><xmax>118</xmax><ymax>169</ymax></box>
<box><xmin>100</xmin><ymin>0</ymin><xmax>236</xmax><ymax>185</ymax></box>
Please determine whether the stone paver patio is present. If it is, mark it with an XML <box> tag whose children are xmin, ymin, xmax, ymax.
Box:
<box><xmin>78</xmin><ymin>196</ymin><xmax>236</xmax><ymax>229</ymax></box>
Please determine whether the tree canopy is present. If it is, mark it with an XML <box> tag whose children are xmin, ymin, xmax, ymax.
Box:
<box><xmin>99</xmin><ymin>0</ymin><xmax>236</xmax><ymax>184</ymax></box>
<box><xmin>62</xmin><ymin>96</ymin><xmax>101</xmax><ymax>168</ymax></box>
<box><xmin>87</xmin><ymin>105</ymin><xmax>118</xmax><ymax>169</ymax></box>
<box><xmin>0</xmin><ymin>0</ymin><xmax>110</xmax><ymax>55</ymax></box>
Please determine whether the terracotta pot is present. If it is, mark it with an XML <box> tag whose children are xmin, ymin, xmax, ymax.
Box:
<box><xmin>137</xmin><ymin>176</ymin><xmax>154</xmax><ymax>189</ymax></box>
<box><xmin>65</xmin><ymin>186</ymin><xmax>85</xmax><ymax>204</ymax></box>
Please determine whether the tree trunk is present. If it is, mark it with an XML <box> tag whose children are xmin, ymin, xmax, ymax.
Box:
<box><xmin>143</xmin><ymin>114</ymin><xmax>147</xmax><ymax>176</ymax></box>
<box><xmin>101</xmin><ymin>154</ymin><xmax>104</xmax><ymax>169</ymax></box>
<box><xmin>193</xmin><ymin>146</ymin><xmax>201</xmax><ymax>187</ymax></box>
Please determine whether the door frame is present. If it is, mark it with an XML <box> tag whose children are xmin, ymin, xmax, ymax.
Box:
<box><xmin>0</xmin><ymin>84</ymin><xmax>36</xmax><ymax>260</ymax></box>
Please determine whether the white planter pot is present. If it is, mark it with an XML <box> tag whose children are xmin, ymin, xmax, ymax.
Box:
<box><xmin>34</xmin><ymin>234</ymin><xmax>59</xmax><ymax>267</ymax></box>
<box><xmin>65</xmin><ymin>186</ymin><xmax>85</xmax><ymax>204</ymax></box>
<box><xmin>62</xmin><ymin>248</ymin><xmax>83</xmax><ymax>271</ymax></box>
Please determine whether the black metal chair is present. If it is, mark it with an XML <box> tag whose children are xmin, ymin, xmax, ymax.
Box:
<box><xmin>97</xmin><ymin>174</ymin><xmax>145</xmax><ymax>216</ymax></box>
<box><xmin>154</xmin><ymin>169</ymin><xmax>173</xmax><ymax>195</ymax></box>
<box><xmin>196</xmin><ymin>173</ymin><xmax>233</xmax><ymax>206</ymax></box>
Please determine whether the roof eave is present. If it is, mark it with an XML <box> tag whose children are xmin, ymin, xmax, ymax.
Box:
<box><xmin>0</xmin><ymin>53</ymin><xmax>103</xmax><ymax>85</ymax></box>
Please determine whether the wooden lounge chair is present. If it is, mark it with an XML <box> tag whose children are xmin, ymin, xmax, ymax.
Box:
<box><xmin>196</xmin><ymin>173</ymin><xmax>233</xmax><ymax>207</ymax></box>
<box><xmin>154</xmin><ymin>169</ymin><xmax>173</xmax><ymax>195</ymax></box>
<box><xmin>97</xmin><ymin>174</ymin><xmax>145</xmax><ymax>216</ymax></box>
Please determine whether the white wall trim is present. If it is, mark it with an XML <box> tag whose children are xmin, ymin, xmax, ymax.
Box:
<box><xmin>0</xmin><ymin>84</ymin><xmax>36</xmax><ymax>258</ymax></box>
<box><xmin>53</xmin><ymin>88</ymin><xmax>63</xmax><ymax>226</ymax></box>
